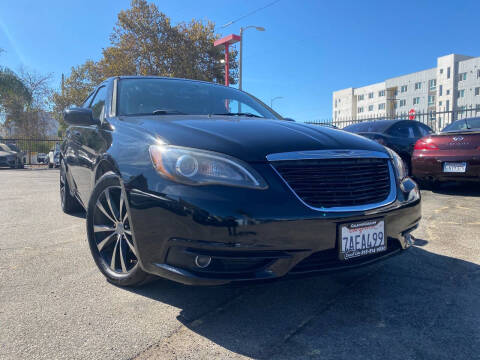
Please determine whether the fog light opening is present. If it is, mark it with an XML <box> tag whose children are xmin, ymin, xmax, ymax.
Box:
<box><xmin>194</xmin><ymin>255</ymin><xmax>212</xmax><ymax>268</ymax></box>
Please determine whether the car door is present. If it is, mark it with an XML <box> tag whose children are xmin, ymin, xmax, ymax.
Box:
<box><xmin>71</xmin><ymin>85</ymin><xmax>109</xmax><ymax>204</ymax></box>
<box><xmin>385</xmin><ymin>121</ymin><xmax>418</xmax><ymax>157</ymax></box>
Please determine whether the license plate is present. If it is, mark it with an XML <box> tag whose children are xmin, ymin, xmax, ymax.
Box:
<box><xmin>339</xmin><ymin>219</ymin><xmax>386</xmax><ymax>260</ymax></box>
<box><xmin>443</xmin><ymin>162</ymin><xmax>467</xmax><ymax>173</ymax></box>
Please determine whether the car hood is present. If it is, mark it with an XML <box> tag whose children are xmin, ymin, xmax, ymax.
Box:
<box><xmin>118</xmin><ymin>115</ymin><xmax>388</xmax><ymax>162</ymax></box>
<box><xmin>0</xmin><ymin>150</ymin><xmax>14</xmax><ymax>157</ymax></box>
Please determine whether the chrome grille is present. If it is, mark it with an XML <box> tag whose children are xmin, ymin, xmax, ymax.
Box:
<box><xmin>272</xmin><ymin>158</ymin><xmax>391</xmax><ymax>208</ymax></box>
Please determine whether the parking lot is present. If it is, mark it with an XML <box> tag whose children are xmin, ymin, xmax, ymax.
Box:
<box><xmin>1</xmin><ymin>169</ymin><xmax>479</xmax><ymax>360</ymax></box>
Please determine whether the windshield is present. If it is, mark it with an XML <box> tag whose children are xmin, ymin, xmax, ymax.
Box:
<box><xmin>117</xmin><ymin>78</ymin><xmax>278</xmax><ymax>119</ymax></box>
<box><xmin>442</xmin><ymin>117</ymin><xmax>480</xmax><ymax>132</ymax></box>
<box><xmin>0</xmin><ymin>144</ymin><xmax>10</xmax><ymax>152</ymax></box>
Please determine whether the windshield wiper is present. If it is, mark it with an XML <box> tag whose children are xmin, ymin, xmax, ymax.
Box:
<box><xmin>210</xmin><ymin>112</ymin><xmax>263</xmax><ymax>118</ymax></box>
<box><xmin>152</xmin><ymin>109</ymin><xmax>186</xmax><ymax>115</ymax></box>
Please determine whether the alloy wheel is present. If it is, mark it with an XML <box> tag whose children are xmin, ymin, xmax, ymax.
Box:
<box><xmin>93</xmin><ymin>186</ymin><xmax>137</xmax><ymax>274</ymax></box>
<box><xmin>60</xmin><ymin>170</ymin><xmax>66</xmax><ymax>207</ymax></box>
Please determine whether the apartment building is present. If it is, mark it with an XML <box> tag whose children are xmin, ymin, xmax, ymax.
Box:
<box><xmin>332</xmin><ymin>54</ymin><xmax>480</xmax><ymax>122</ymax></box>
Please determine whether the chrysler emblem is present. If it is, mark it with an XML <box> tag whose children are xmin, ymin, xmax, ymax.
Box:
<box><xmin>453</xmin><ymin>136</ymin><xmax>464</xmax><ymax>141</ymax></box>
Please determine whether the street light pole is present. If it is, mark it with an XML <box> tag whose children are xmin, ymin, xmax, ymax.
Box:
<box><xmin>270</xmin><ymin>96</ymin><xmax>283</xmax><ymax>108</ymax></box>
<box><xmin>238</xmin><ymin>25</ymin><xmax>265</xmax><ymax>91</ymax></box>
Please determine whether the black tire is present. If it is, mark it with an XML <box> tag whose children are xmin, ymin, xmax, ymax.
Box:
<box><xmin>86</xmin><ymin>172</ymin><xmax>151</xmax><ymax>287</ymax></box>
<box><xmin>60</xmin><ymin>160</ymin><xmax>82</xmax><ymax>214</ymax></box>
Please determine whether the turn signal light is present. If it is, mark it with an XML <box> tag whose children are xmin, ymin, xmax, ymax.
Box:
<box><xmin>414</xmin><ymin>138</ymin><xmax>439</xmax><ymax>150</ymax></box>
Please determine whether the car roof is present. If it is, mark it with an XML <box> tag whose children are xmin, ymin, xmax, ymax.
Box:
<box><xmin>112</xmin><ymin>75</ymin><xmax>228</xmax><ymax>88</ymax></box>
<box><xmin>344</xmin><ymin>119</ymin><xmax>406</xmax><ymax>132</ymax></box>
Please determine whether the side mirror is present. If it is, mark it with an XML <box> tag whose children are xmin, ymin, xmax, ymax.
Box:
<box><xmin>283</xmin><ymin>117</ymin><xmax>295</xmax><ymax>122</ymax></box>
<box><xmin>64</xmin><ymin>108</ymin><xmax>100</xmax><ymax>126</ymax></box>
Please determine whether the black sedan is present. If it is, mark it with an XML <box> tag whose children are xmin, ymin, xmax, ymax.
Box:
<box><xmin>60</xmin><ymin>76</ymin><xmax>421</xmax><ymax>286</ymax></box>
<box><xmin>343</xmin><ymin>119</ymin><xmax>433</xmax><ymax>174</ymax></box>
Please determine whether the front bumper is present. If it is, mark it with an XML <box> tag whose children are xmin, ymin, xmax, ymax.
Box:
<box><xmin>0</xmin><ymin>157</ymin><xmax>16</xmax><ymax>167</ymax></box>
<box><xmin>124</xmin><ymin>166</ymin><xmax>421</xmax><ymax>286</ymax></box>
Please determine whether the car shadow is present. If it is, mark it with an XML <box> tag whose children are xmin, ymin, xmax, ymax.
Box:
<box><xmin>121</xmin><ymin>246</ymin><xmax>479</xmax><ymax>359</ymax></box>
<box><xmin>429</xmin><ymin>181</ymin><xmax>480</xmax><ymax>197</ymax></box>
<box><xmin>68</xmin><ymin>210</ymin><xmax>86</xmax><ymax>219</ymax></box>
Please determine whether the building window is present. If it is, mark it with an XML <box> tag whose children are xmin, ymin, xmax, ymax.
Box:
<box><xmin>413</xmin><ymin>97</ymin><xmax>420</xmax><ymax>105</ymax></box>
<box><xmin>368</xmin><ymin>92</ymin><xmax>374</xmax><ymax>99</ymax></box>
<box><xmin>394</xmin><ymin>102</ymin><xmax>397</xmax><ymax>109</ymax></box>
<box><xmin>378</xmin><ymin>103</ymin><xmax>385</xmax><ymax>110</ymax></box>
<box><xmin>458</xmin><ymin>89</ymin><xmax>465</xmax><ymax>98</ymax></box>
<box><xmin>446</xmin><ymin>89</ymin><xmax>450</xmax><ymax>95</ymax></box>
<box><xmin>399</xmin><ymin>99</ymin><xmax>406</xmax><ymax>107</ymax></box>
<box><xmin>459</xmin><ymin>72</ymin><xmax>467</xmax><ymax>81</ymax></box>
<box><xmin>429</xmin><ymin>79</ymin><xmax>436</xmax><ymax>90</ymax></box>
<box><xmin>378</xmin><ymin>90</ymin><xmax>385</xmax><ymax>97</ymax></box>
<box><xmin>429</xmin><ymin>111</ymin><xmax>436</xmax><ymax>121</ymax></box>
<box><xmin>477</xmin><ymin>70</ymin><xmax>480</xmax><ymax>79</ymax></box>
<box><xmin>447</xmin><ymin>67</ymin><xmax>451</xmax><ymax>79</ymax></box>
<box><xmin>446</xmin><ymin>100</ymin><xmax>450</xmax><ymax>111</ymax></box>
<box><xmin>476</xmin><ymin>104</ymin><xmax>480</xmax><ymax>112</ymax></box>
<box><xmin>358</xmin><ymin>94</ymin><xmax>364</xmax><ymax>101</ymax></box>
<box><xmin>394</xmin><ymin>89</ymin><xmax>398</xmax><ymax>96</ymax></box>
<box><xmin>439</xmin><ymin>85</ymin><xmax>443</xmax><ymax>96</ymax></box>
<box><xmin>415</xmin><ymin>82</ymin><xmax>422</xmax><ymax>90</ymax></box>
<box><xmin>428</xmin><ymin>95</ymin><xmax>435</xmax><ymax>105</ymax></box>
<box><xmin>335</xmin><ymin>99</ymin><xmax>337</xmax><ymax>108</ymax></box>
<box><xmin>475</xmin><ymin>87</ymin><xmax>480</xmax><ymax>96</ymax></box>
<box><xmin>401</xmin><ymin>85</ymin><xmax>407</xmax><ymax>93</ymax></box>
<box><xmin>368</xmin><ymin>105</ymin><xmax>374</xmax><ymax>111</ymax></box>
<box><xmin>357</xmin><ymin>107</ymin><xmax>364</xmax><ymax>113</ymax></box>
<box><xmin>439</xmin><ymin>68</ymin><xmax>443</xmax><ymax>74</ymax></box>
<box><xmin>439</xmin><ymin>101</ymin><xmax>442</xmax><ymax>106</ymax></box>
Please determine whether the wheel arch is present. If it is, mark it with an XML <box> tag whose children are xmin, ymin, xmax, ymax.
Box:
<box><xmin>94</xmin><ymin>156</ymin><xmax>121</xmax><ymax>184</ymax></box>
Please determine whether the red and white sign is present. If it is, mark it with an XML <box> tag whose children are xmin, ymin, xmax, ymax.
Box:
<box><xmin>408</xmin><ymin>109</ymin><xmax>416</xmax><ymax>120</ymax></box>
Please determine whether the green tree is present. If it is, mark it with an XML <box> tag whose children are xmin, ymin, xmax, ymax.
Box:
<box><xmin>53</xmin><ymin>0</ymin><xmax>237</xmax><ymax>133</ymax></box>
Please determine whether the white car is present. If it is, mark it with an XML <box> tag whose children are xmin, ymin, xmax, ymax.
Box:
<box><xmin>48</xmin><ymin>147</ymin><xmax>61</xmax><ymax>168</ymax></box>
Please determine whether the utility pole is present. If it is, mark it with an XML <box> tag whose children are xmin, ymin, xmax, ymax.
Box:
<box><xmin>238</xmin><ymin>26</ymin><xmax>265</xmax><ymax>91</ymax></box>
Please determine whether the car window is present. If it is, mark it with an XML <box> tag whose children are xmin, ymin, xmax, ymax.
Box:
<box><xmin>416</xmin><ymin>123</ymin><xmax>433</xmax><ymax>136</ymax></box>
<box><xmin>388</xmin><ymin>122</ymin><xmax>416</xmax><ymax>138</ymax></box>
<box><xmin>89</xmin><ymin>86</ymin><xmax>107</xmax><ymax>121</ymax></box>
<box><xmin>117</xmin><ymin>78</ymin><xmax>277</xmax><ymax>119</ymax></box>
<box><xmin>344</xmin><ymin>121</ymin><xmax>391</xmax><ymax>133</ymax></box>
<box><xmin>7</xmin><ymin>144</ymin><xmax>19</xmax><ymax>152</ymax></box>
<box><xmin>442</xmin><ymin>117</ymin><xmax>480</xmax><ymax>132</ymax></box>
<box><xmin>82</xmin><ymin>92</ymin><xmax>95</xmax><ymax>108</ymax></box>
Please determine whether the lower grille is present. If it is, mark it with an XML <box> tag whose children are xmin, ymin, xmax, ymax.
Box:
<box><xmin>290</xmin><ymin>239</ymin><xmax>401</xmax><ymax>273</ymax></box>
<box><xmin>273</xmin><ymin>158</ymin><xmax>391</xmax><ymax>208</ymax></box>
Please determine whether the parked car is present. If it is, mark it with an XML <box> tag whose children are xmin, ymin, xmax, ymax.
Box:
<box><xmin>0</xmin><ymin>143</ymin><xmax>24</xmax><ymax>169</ymax></box>
<box><xmin>48</xmin><ymin>145</ymin><xmax>61</xmax><ymax>168</ymax></box>
<box><xmin>343</xmin><ymin>119</ymin><xmax>433</xmax><ymax>174</ymax></box>
<box><xmin>60</xmin><ymin>76</ymin><xmax>421</xmax><ymax>287</ymax></box>
<box><xmin>37</xmin><ymin>153</ymin><xmax>48</xmax><ymax>164</ymax></box>
<box><xmin>412</xmin><ymin>117</ymin><xmax>480</xmax><ymax>186</ymax></box>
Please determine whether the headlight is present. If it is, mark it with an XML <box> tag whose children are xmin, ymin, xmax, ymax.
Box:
<box><xmin>386</xmin><ymin>148</ymin><xmax>407</xmax><ymax>180</ymax></box>
<box><xmin>149</xmin><ymin>145</ymin><xmax>268</xmax><ymax>189</ymax></box>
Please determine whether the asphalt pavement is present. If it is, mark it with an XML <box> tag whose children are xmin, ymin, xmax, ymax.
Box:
<box><xmin>1</xmin><ymin>169</ymin><xmax>479</xmax><ymax>360</ymax></box>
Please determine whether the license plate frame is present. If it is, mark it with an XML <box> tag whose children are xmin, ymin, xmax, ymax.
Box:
<box><xmin>338</xmin><ymin>219</ymin><xmax>386</xmax><ymax>261</ymax></box>
<box><xmin>443</xmin><ymin>162</ymin><xmax>467</xmax><ymax>173</ymax></box>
